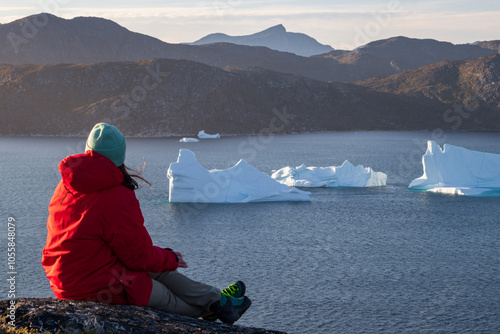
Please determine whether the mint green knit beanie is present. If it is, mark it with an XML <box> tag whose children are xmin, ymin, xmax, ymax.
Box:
<box><xmin>85</xmin><ymin>123</ymin><xmax>126</xmax><ymax>166</ymax></box>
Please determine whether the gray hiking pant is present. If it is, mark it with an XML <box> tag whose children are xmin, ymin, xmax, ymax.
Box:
<box><xmin>147</xmin><ymin>270</ymin><xmax>220</xmax><ymax>318</ymax></box>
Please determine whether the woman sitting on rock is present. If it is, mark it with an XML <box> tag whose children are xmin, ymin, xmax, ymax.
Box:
<box><xmin>41</xmin><ymin>123</ymin><xmax>251</xmax><ymax>324</ymax></box>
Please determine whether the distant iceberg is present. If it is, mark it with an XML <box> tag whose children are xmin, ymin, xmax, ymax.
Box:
<box><xmin>271</xmin><ymin>161</ymin><xmax>387</xmax><ymax>188</ymax></box>
<box><xmin>198</xmin><ymin>130</ymin><xmax>220</xmax><ymax>139</ymax></box>
<box><xmin>179</xmin><ymin>138</ymin><xmax>199</xmax><ymax>143</ymax></box>
<box><xmin>409</xmin><ymin>141</ymin><xmax>500</xmax><ymax>196</ymax></box>
<box><xmin>167</xmin><ymin>149</ymin><xmax>311</xmax><ymax>203</ymax></box>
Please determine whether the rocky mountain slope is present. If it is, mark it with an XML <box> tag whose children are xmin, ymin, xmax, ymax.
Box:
<box><xmin>476</xmin><ymin>40</ymin><xmax>500</xmax><ymax>53</ymax></box>
<box><xmin>190</xmin><ymin>24</ymin><xmax>334</xmax><ymax>57</ymax></box>
<box><xmin>1</xmin><ymin>14</ymin><xmax>497</xmax><ymax>83</ymax></box>
<box><xmin>357</xmin><ymin>54</ymin><xmax>500</xmax><ymax>129</ymax></box>
<box><xmin>0</xmin><ymin>58</ymin><xmax>455</xmax><ymax>136</ymax></box>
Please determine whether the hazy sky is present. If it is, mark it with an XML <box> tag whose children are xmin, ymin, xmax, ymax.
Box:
<box><xmin>1</xmin><ymin>0</ymin><xmax>499</xmax><ymax>50</ymax></box>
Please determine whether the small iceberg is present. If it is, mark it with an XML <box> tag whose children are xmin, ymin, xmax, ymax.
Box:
<box><xmin>409</xmin><ymin>141</ymin><xmax>500</xmax><ymax>196</ymax></box>
<box><xmin>179</xmin><ymin>138</ymin><xmax>199</xmax><ymax>143</ymax></box>
<box><xmin>198</xmin><ymin>130</ymin><xmax>220</xmax><ymax>139</ymax></box>
<box><xmin>271</xmin><ymin>161</ymin><xmax>387</xmax><ymax>188</ymax></box>
<box><xmin>167</xmin><ymin>149</ymin><xmax>311</xmax><ymax>203</ymax></box>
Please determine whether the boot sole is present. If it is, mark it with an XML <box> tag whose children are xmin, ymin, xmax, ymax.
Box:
<box><xmin>227</xmin><ymin>296</ymin><xmax>252</xmax><ymax>325</ymax></box>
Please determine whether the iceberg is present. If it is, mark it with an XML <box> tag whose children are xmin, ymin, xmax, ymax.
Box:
<box><xmin>409</xmin><ymin>141</ymin><xmax>500</xmax><ymax>196</ymax></box>
<box><xmin>179</xmin><ymin>138</ymin><xmax>199</xmax><ymax>143</ymax></box>
<box><xmin>198</xmin><ymin>130</ymin><xmax>220</xmax><ymax>139</ymax></box>
<box><xmin>271</xmin><ymin>160</ymin><xmax>387</xmax><ymax>188</ymax></box>
<box><xmin>167</xmin><ymin>149</ymin><xmax>311</xmax><ymax>203</ymax></box>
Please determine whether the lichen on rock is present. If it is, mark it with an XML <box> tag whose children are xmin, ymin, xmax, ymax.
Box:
<box><xmin>1</xmin><ymin>298</ymin><xmax>286</xmax><ymax>334</ymax></box>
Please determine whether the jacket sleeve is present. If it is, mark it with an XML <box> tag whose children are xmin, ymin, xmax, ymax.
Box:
<box><xmin>102</xmin><ymin>188</ymin><xmax>178</xmax><ymax>273</ymax></box>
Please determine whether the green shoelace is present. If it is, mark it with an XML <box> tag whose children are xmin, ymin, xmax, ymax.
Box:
<box><xmin>222</xmin><ymin>283</ymin><xmax>240</xmax><ymax>297</ymax></box>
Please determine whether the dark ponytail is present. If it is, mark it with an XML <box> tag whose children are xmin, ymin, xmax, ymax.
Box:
<box><xmin>119</xmin><ymin>164</ymin><xmax>152</xmax><ymax>191</ymax></box>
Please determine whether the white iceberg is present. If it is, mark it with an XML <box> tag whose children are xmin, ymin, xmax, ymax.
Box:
<box><xmin>271</xmin><ymin>161</ymin><xmax>387</xmax><ymax>188</ymax></box>
<box><xmin>198</xmin><ymin>130</ymin><xmax>220</xmax><ymax>139</ymax></box>
<box><xmin>179</xmin><ymin>137</ymin><xmax>199</xmax><ymax>143</ymax></box>
<box><xmin>167</xmin><ymin>149</ymin><xmax>311</xmax><ymax>203</ymax></box>
<box><xmin>409</xmin><ymin>141</ymin><xmax>500</xmax><ymax>196</ymax></box>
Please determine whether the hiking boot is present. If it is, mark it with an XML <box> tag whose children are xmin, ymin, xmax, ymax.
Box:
<box><xmin>209</xmin><ymin>295</ymin><xmax>252</xmax><ymax>325</ymax></box>
<box><xmin>221</xmin><ymin>281</ymin><xmax>246</xmax><ymax>298</ymax></box>
<box><xmin>232</xmin><ymin>295</ymin><xmax>251</xmax><ymax>319</ymax></box>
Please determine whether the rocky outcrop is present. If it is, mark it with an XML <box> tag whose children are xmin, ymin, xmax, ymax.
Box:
<box><xmin>0</xmin><ymin>298</ymin><xmax>285</xmax><ymax>333</ymax></box>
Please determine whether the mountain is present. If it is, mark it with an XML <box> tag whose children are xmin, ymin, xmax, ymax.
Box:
<box><xmin>0</xmin><ymin>13</ymin><xmax>179</xmax><ymax>64</ymax></box>
<box><xmin>190</xmin><ymin>24</ymin><xmax>334</xmax><ymax>57</ymax></box>
<box><xmin>0</xmin><ymin>14</ymin><xmax>498</xmax><ymax>83</ymax></box>
<box><xmin>357</xmin><ymin>54</ymin><xmax>500</xmax><ymax>129</ymax></box>
<box><xmin>0</xmin><ymin>14</ymin><xmax>343</xmax><ymax>82</ymax></box>
<box><xmin>476</xmin><ymin>40</ymin><xmax>500</xmax><ymax>53</ymax></box>
<box><xmin>315</xmin><ymin>36</ymin><xmax>497</xmax><ymax>81</ymax></box>
<box><xmin>0</xmin><ymin>58</ymin><xmax>459</xmax><ymax>136</ymax></box>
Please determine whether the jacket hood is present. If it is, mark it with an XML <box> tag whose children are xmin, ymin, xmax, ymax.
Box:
<box><xmin>59</xmin><ymin>151</ymin><xmax>124</xmax><ymax>194</ymax></box>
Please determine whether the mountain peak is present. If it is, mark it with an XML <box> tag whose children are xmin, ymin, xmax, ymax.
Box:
<box><xmin>10</xmin><ymin>12</ymin><xmax>62</xmax><ymax>26</ymax></box>
<box><xmin>191</xmin><ymin>24</ymin><xmax>333</xmax><ymax>57</ymax></box>
<box><xmin>263</xmin><ymin>24</ymin><xmax>286</xmax><ymax>33</ymax></box>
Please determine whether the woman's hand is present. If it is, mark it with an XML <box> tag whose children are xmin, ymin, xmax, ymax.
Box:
<box><xmin>175</xmin><ymin>252</ymin><xmax>188</xmax><ymax>268</ymax></box>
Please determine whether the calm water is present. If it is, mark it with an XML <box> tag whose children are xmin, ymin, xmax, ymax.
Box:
<box><xmin>1</xmin><ymin>131</ymin><xmax>500</xmax><ymax>334</ymax></box>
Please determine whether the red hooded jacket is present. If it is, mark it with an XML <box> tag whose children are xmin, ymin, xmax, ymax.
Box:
<box><xmin>42</xmin><ymin>151</ymin><xmax>178</xmax><ymax>306</ymax></box>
